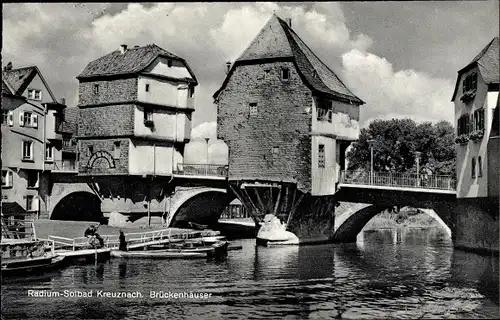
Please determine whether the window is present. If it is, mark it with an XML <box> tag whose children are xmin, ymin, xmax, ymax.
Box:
<box><xmin>113</xmin><ymin>141</ymin><xmax>121</xmax><ymax>159</ymax></box>
<box><xmin>249</xmin><ymin>103</ymin><xmax>258</xmax><ymax>116</ymax></box>
<box><xmin>317</xmin><ymin>98</ymin><xmax>333</xmax><ymax>123</ymax></box>
<box><xmin>318</xmin><ymin>144</ymin><xmax>325</xmax><ymax>168</ymax></box>
<box><xmin>23</xmin><ymin>112</ymin><xmax>32</xmax><ymax>127</ymax></box>
<box><xmin>471</xmin><ymin>157</ymin><xmax>476</xmax><ymax>178</ymax></box>
<box><xmin>463</xmin><ymin>72</ymin><xmax>478</xmax><ymax>93</ymax></box>
<box><xmin>2</xmin><ymin>110</ymin><xmax>8</xmax><ymax>125</ymax></box>
<box><xmin>26</xmin><ymin>195</ymin><xmax>37</xmax><ymax>212</ymax></box>
<box><xmin>27</xmin><ymin>171</ymin><xmax>39</xmax><ymax>188</ymax></box>
<box><xmin>145</xmin><ymin>84</ymin><xmax>150</xmax><ymax>92</ymax></box>
<box><xmin>7</xmin><ymin>111</ymin><xmax>13</xmax><ymax>126</ymax></box>
<box><xmin>272</xmin><ymin>147</ymin><xmax>279</xmax><ymax>155</ymax></box>
<box><xmin>167</xmin><ymin>60</ymin><xmax>172</xmax><ymax>67</ymax></box>
<box><xmin>22</xmin><ymin>141</ymin><xmax>33</xmax><ymax>160</ymax></box>
<box><xmin>63</xmin><ymin>136</ymin><xmax>71</xmax><ymax>147</ymax></box>
<box><xmin>188</xmin><ymin>85</ymin><xmax>195</xmax><ymax>98</ymax></box>
<box><xmin>264</xmin><ymin>69</ymin><xmax>270</xmax><ymax>79</ymax></box>
<box><xmin>144</xmin><ymin>108</ymin><xmax>153</xmax><ymax>121</ymax></box>
<box><xmin>45</xmin><ymin>145</ymin><xmax>53</xmax><ymax>161</ymax></box>
<box><xmin>19</xmin><ymin>112</ymin><xmax>38</xmax><ymax>128</ymax></box>
<box><xmin>478</xmin><ymin>156</ymin><xmax>483</xmax><ymax>177</ymax></box>
<box><xmin>472</xmin><ymin>108</ymin><xmax>485</xmax><ymax>131</ymax></box>
<box><xmin>2</xmin><ymin>170</ymin><xmax>13</xmax><ymax>188</ymax></box>
<box><xmin>94</xmin><ymin>84</ymin><xmax>99</xmax><ymax>94</ymax></box>
<box><xmin>457</xmin><ymin>114</ymin><xmax>470</xmax><ymax>135</ymax></box>
<box><xmin>27</xmin><ymin>89</ymin><xmax>42</xmax><ymax>101</ymax></box>
<box><xmin>281</xmin><ymin>68</ymin><xmax>290</xmax><ymax>81</ymax></box>
<box><xmin>88</xmin><ymin>145</ymin><xmax>94</xmax><ymax>156</ymax></box>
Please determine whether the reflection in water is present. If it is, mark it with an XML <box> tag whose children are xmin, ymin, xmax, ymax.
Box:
<box><xmin>1</xmin><ymin>227</ymin><xmax>498</xmax><ymax>319</ymax></box>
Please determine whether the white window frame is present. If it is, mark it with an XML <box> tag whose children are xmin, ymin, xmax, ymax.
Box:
<box><xmin>144</xmin><ymin>108</ymin><xmax>153</xmax><ymax>121</ymax></box>
<box><xmin>22</xmin><ymin>140</ymin><xmax>33</xmax><ymax>160</ymax></box>
<box><xmin>8</xmin><ymin>110</ymin><xmax>14</xmax><ymax>126</ymax></box>
<box><xmin>45</xmin><ymin>145</ymin><xmax>54</xmax><ymax>161</ymax></box>
<box><xmin>2</xmin><ymin>170</ymin><xmax>13</xmax><ymax>188</ymax></box>
<box><xmin>28</xmin><ymin>89</ymin><xmax>42</xmax><ymax>101</ymax></box>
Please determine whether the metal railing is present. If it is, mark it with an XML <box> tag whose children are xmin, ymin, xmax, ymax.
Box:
<box><xmin>47</xmin><ymin>228</ymin><xmax>205</xmax><ymax>251</ymax></box>
<box><xmin>46</xmin><ymin>160</ymin><xmax>78</xmax><ymax>172</ymax></box>
<box><xmin>1</xmin><ymin>218</ymin><xmax>37</xmax><ymax>240</ymax></box>
<box><xmin>339</xmin><ymin>170</ymin><xmax>456</xmax><ymax>191</ymax></box>
<box><xmin>174</xmin><ymin>163</ymin><xmax>228</xmax><ymax>178</ymax></box>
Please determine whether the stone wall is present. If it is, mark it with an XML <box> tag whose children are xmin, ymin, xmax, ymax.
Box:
<box><xmin>78</xmin><ymin>78</ymin><xmax>138</xmax><ymax>106</ymax></box>
<box><xmin>78</xmin><ymin>104</ymin><xmax>135</xmax><ymax>138</ymax></box>
<box><xmin>79</xmin><ymin>139</ymin><xmax>130</xmax><ymax>175</ymax></box>
<box><xmin>217</xmin><ymin>61</ymin><xmax>312</xmax><ymax>192</ymax></box>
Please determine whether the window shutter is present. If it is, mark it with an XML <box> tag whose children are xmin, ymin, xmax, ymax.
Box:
<box><xmin>32</xmin><ymin>114</ymin><xmax>38</xmax><ymax>128</ymax></box>
<box><xmin>19</xmin><ymin>112</ymin><xmax>25</xmax><ymax>127</ymax></box>
<box><xmin>8</xmin><ymin>171</ymin><xmax>13</xmax><ymax>187</ymax></box>
<box><xmin>8</xmin><ymin>111</ymin><xmax>14</xmax><ymax>126</ymax></box>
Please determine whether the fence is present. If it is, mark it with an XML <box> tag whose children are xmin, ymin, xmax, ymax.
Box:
<box><xmin>175</xmin><ymin>163</ymin><xmax>228</xmax><ymax>178</ymax></box>
<box><xmin>339</xmin><ymin>170</ymin><xmax>456</xmax><ymax>191</ymax></box>
<box><xmin>46</xmin><ymin>160</ymin><xmax>78</xmax><ymax>172</ymax></box>
<box><xmin>1</xmin><ymin>218</ymin><xmax>37</xmax><ymax>240</ymax></box>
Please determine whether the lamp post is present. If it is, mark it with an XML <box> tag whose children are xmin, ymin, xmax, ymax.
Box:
<box><xmin>415</xmin><ymin>151</ymin><xmax>421</xmax><ymax>187</ymax></box>
<box><xmin>205</xmin><ymin>137</ymin><xmax>210</xmax><ymax>175</ymax></box>
<box><xmin>368</xmin><ymin>139</ymin><xmax>375</xmax><ymax>185</ymax></box>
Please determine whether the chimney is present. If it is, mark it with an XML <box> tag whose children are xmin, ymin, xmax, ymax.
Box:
<box><xmin>225</xmin><ymin>62</ymin><xmax>231</xmax><ymax>74</ymax></box>
<box><xmin>60</xmin><ymin>98</ymin><xmax>66</xmax><ymax>105</ymax></box>
<box><xmin>286</xmin><ymin>18</ymin><xmax>292</xmax><ymax>28</ymax></box>
<box><xmin>120</xmin><ymin>44</ymin><xmax>128</xmax><ymax>54</ymax></box>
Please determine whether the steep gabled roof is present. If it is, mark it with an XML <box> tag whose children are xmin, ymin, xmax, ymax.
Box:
<box><xmin>2</xmin><ymin>66</ymin><xmax>58</xmax><ymax>102</ymax></box>
<box><xmin>452</xmin><ymin>37</ymin><xmax>499</xmax><ymax>101</ymax></box>
<box><xmin>77</xmin><ymin>44</ymin><xmax>198</xmax><ymax>84</ymax></box>
<box><xmin>214</xmin><ymin>14</ymin><xmax>364</xmax><ymax>105</ymax></box>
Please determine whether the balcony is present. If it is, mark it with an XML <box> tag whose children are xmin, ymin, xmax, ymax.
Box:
<box><xmin>173</xmin><ymin>163</ymin><xmax>228</xmax><ymax>180</ymax></box>
<box><xmin>46</xmin><ymin>160</ymin><xmax>78</xmax><ymax>173</ymax></box>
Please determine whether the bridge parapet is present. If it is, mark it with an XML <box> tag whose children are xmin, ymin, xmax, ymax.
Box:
<box><xmin>340</xmin><ymin>170</ymin><xmax>456</xmax><ymax>192</ymax></box>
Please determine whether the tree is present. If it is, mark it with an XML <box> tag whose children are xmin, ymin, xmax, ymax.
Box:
<box><xmin>346</xmin><ymin>118</ymin><xmax>456</xmax><ymax>176</ymax></box>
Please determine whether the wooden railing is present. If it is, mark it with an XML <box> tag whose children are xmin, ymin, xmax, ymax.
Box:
<box><xmin>174</xmin><ymin>163</ymin><xmax>228</xmax><ymax>178</ymax></box>
<box><xmin>46</xmin><ymin>160</ymin><xmax>78</xmax><ymax>172</ymax></box>
<box><xmin>339</xmin><ymin>170</ymin><xmax>456</xmax><ymax>191</ymax></box>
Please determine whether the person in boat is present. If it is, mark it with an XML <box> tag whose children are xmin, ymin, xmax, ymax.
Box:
<box><xmin>118</xmin><ymin>230</ymin><xmax>127</xmax><ymax>251</ymax></box>
<box><xmin>84</xmin><ymin>224</ymin><xmax>104</xmax><ymax>248</ymax></box>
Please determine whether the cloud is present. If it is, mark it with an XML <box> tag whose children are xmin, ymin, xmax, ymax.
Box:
<box><xmin>2</xmin><ymin>2</ymin><xmax>469</xmax><ymax>132</ymax></box>
<box><xmin>191</xmin><ymin>121</ymin><xmax>217</xmax><ymax>140</ymax></box>
<box><xmin>341</xmin><ymin>49</ymin><xmax>455</xmax><ymax>127</ymax></box>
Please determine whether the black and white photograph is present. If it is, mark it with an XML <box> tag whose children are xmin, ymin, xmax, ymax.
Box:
<box><xmin>1</xmin><ymin>2</ymin><xmax>499</xmax><ymax>319</ymax></box>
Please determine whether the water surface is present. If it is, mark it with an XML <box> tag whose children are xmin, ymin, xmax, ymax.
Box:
<box><xmin>2</xmin><ymin>227</ymin><xmax>498</xmax><ymax>319</ymax></box>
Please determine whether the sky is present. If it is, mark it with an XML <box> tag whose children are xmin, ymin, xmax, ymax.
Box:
<box><xmin>2</xmin><ymin>2</ymin><xmax>499</xmax><ymax>139</ymax></box>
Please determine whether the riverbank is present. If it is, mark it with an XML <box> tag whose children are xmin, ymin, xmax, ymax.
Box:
<box><xmin>363</xmin><ymin>209</ymin><xmax>441</xmax><ymax>231</ymax></box>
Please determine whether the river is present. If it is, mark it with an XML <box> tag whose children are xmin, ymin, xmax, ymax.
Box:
<box><xmin>1</xmin><ymin>227</ymin><xmax>498</xmax><ymax>319</ymax></box>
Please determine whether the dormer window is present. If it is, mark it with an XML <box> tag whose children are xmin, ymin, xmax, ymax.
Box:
<box><xmin>281</xmin><ymin>68</ymin><xmax>290</xmax><ymax>81</ymax></box>
<box><xmin>94</xmin><ymin>84</ymin><xmax>99</xmax><ymax>94</ymax></box>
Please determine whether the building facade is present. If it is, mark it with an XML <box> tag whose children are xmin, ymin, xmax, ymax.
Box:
<box><xmin>214</xmin><ymin>15</ymin><xmax>364</xmax><ymax>238</ymax></box>
<box><xmin>1</xmin><ymin>64</ymin><xmax>70</xmax><ymax>219</ymax></box>
<box><xmin>76</xmin><ymin>44</ymin><xmax>198</xmax><ymax>217</ymax></box>
<box><xmin>215</xmin><ymin>15</ymin><xmax>364</xmax><ymax>197</ymax></box>
<box><xmin>452</xmin><ymin>37</ymin><xmax>499</xmax><ymax>199</ymax></box>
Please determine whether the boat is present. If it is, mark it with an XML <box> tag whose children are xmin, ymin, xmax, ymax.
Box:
<box><xmin>186</xmin><ymin>235</ymin><xmax>227</xmax><ymax>245</ymax></box>
<box><xmin>256</xmin><ymin>214</ymin><xmax>299</xmax><ymax>246</ymax></box>
<box><xmin>56</xmin><ymin>248</ymin><xmax>111</xmax><ymax>263</ymax></box>
<box><xmin>1</xmin><ymin>217</ymin><xmax>66</xmax><ymax>277</ymax></box>
<box><xmin>188</xmin><ymin>222</ymin><xmax>209</xmax><ymax>230</ymax></box>
<box><xmin>111</xmin><ymin>250</ymin><xmax>208</xmax><ymax>259</ymax></box>
<box><xmin>1</xmin><ymin>255</ymin><xmax>66</xmax><ymax>277</ymax></box>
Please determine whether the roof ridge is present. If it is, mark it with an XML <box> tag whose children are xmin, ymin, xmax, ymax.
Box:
<box><xmin>469</xmin><ymin>37</ymin><xmax>498</xmax><ymax>65</ymax></box>
<box><xmin>281</xmin><ymin>20</ymin><xmax>359</xmax><ymax>99</ymax></box>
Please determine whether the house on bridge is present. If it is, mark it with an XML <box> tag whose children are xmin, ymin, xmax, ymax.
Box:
<box><xmin>214</xmin><ymin>14</ymin><xmax>364</xmax><ymax>237</ymax></box>
<box><xmin>1</xmin><ymin>63</ymin><xmax>73</xmax><ymax>221</ymax></box>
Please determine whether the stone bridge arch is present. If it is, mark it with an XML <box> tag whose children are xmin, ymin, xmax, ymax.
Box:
<box><xmin>48</xmin><ymin>181</ymin><xmax>102</xmax><ymax>221</ymax></box>
<box><xmin>333</xmin><ymin>202</ymin><xmax>453</xmax><ymax>243</ymax></box>
<box><xmin>165</xmin><ymin>187</ymin><xmax>232</xmax><ymax>228</ymax></box>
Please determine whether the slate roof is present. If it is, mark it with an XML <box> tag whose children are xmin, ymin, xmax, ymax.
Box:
<box><xmin>2</xmin><ymin>65</ymin><xmax>58</xmax><ymax>101</ymax></box>
<box><xmin>2</xmin><ymin>80</ymin><xmax>13</xmax><ymax>95</ymax></box>
<box><xmin>77</xmin><ymin>44</ymin><xmax>198</xmax><ymax>84</ymax></box>
<box><xmin>452</xmin><ymin>37</ymin><xmax>499</xmax><ymax>101</ymax></box>
<box><xmin>59</xmin><ymin>107</ymin><xmax>80</xmax><ymax>135</ymax></box>
<box><xmin>214</xmin><ymin>14</ymin><xmax>364</xmax><ymax>104</ymax></box>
